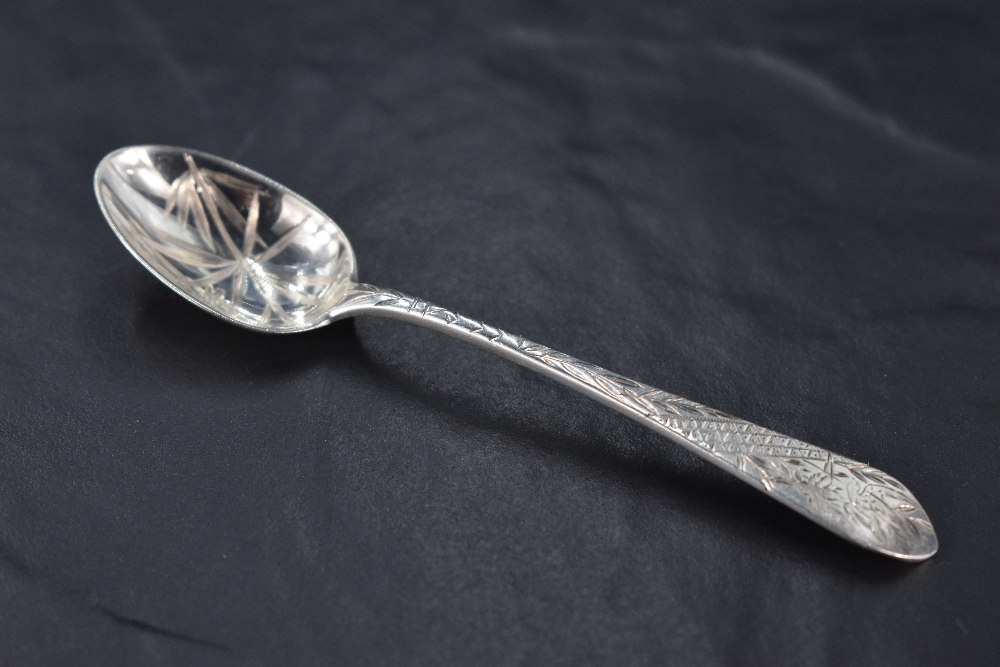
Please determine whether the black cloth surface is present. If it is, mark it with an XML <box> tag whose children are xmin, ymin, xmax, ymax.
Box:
<box><xmin>0</xmin><ymin>1</ymin><xmax>997</xmax><ymax>664</ymax></box>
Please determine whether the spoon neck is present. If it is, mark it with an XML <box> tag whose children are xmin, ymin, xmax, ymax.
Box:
<box><xmin>332</xmin><ymin>283</ymin><xmax>496</xmax><ymax>336</ymax></box>
<box><xmin>333</xmin><ymin>282</ymin><xmax>542</xmax><ymax>359</ymax></box>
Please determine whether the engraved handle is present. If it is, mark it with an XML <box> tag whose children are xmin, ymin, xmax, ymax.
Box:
<box><xmin>337</xmin><ymin>284</ymin><xmax>938</xmax><ymax>561</ymax></box>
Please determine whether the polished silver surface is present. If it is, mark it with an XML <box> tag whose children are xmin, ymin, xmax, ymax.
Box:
<box><xmin>95</xmin><ymin>146</ymin><xmax>356</xmax><ymax>332</ymax></box>
<box><xmin>95</xmin><ymin>145</ymin><xmax>938</xmax><ymax>562</ymax></box>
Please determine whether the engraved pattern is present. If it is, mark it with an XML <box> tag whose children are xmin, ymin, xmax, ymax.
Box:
<box><xmin>341</xmin><ymin>284</ymin><xmax>938</xmax><ymax>559</ymax></box>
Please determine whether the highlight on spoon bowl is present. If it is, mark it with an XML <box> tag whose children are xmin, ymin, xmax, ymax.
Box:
<box><xmin>94</xmin><ymin>146</ymin><xmax>356</xmax><ymax>332</ymax></box>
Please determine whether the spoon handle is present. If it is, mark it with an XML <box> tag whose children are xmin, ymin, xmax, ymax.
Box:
<box><xmin>338</xmin><ymin>283</ymin><xmax>937</xmax><ymax>561</ymax></box>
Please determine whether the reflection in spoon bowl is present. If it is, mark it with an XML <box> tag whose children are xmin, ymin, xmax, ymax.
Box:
<box><xmin>96</xmin><ymin>146</ymin><xmax>356</xmax><ymax>332</ymax></box>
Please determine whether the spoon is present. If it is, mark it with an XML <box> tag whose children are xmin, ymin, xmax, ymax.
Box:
<box><xmin>94</xmin><ymin>145</ymin><xmax>938</xmax><ymax>561</ymax></box>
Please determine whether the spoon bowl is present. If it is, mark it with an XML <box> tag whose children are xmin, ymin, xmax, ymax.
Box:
<box><xmin>95</xmin><ymin>145</ymin><xmax>938</xmax><ymax>562</ymax></box>
<box><xmin>95</xmin><ymin>146</ymin><xmax>356</xmax><ymax>332</ymax></box>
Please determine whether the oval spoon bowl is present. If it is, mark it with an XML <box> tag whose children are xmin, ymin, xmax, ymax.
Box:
<box><xmin>95</xmin><ymin>146</ymin><xmax>356</xmax><ymax>332</ymax></box>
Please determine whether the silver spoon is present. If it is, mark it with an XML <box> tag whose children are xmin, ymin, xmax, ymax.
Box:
<box><xmin>94</xmin><ymin>145</ymin><xmax>938</xmax><ymax>561</ymax></box>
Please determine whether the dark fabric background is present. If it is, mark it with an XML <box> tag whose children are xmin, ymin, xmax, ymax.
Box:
<box><xmin>0</xmin><ymin>1</ymin><xmax>997</xmax><ymax>664</ymax></box>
